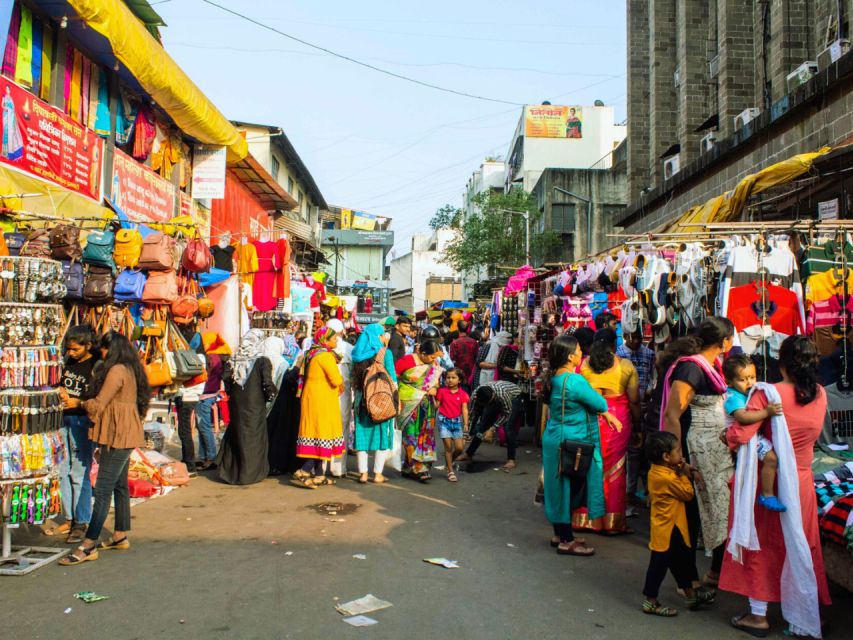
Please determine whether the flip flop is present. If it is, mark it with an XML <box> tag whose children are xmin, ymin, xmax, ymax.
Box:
<box><xmin>730</xmin><ymin>615</ymin><xmax>770</xmax><ymax>638</ymax></box>
<box><xmin>290</xmin><ymin>476</ymin><xmax>317</xmax><ymax>490</ymax></box>
<box><xmin>556</xmin><ymin>541</ymin><xmax>595</xmax><ymax>556</ymax></box>
<box><xmin>43</xmin><ymin>522</ymin><xmax>71</xmax><ymax>536</ymax></box>
<box><xmin>447</xmin><ymin>471</ymin><xmax>458</xmax><ymax>483</ymax></box>
<box><xmin>550</xmin><ymin>536</ymin><xmax>585</xmax><ymax>547</ymax></box>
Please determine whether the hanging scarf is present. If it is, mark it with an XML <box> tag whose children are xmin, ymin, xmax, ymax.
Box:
<box><xmin>13</xmin><ymin>5</ymin><xmax>32</xmax><ymax>88</ymax></box>
<box><xmin>231</xmin><ymin>329</ymin><xmax>264</xmax><ymax>387</ymax></box>
<box><xmin>296</xmin><ymin>327</ymin><xmax>339</xmax><ymax>397</ymax></box>
<box><xmin>658</xmin><ymin>354</ymin><xmax>726</xmax><ymax>431</ymax></box>
<box><xmin>2</xmin><ymin>3</ymin><xmax>20</xmax><ymax>79</ymax></box>
<box><xmin>31</xmin><ymin>18</ymin><xmax>42</xmax><ymax>93</ymax></box>
<box><xmin>39</xmin><ymin>23</ymin><xmax>52</xmax><ymax>101</ymax></box>
<box><xmin>727</xmin><ymin>383</ymin><xmax>820</xmax><ymax>639</ymax></box>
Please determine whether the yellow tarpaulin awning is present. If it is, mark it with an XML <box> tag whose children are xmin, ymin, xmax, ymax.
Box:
<box><xmin>67</xmin><ymin>0</ymin><xmax>248</xmax><ymax>164</ymax></box>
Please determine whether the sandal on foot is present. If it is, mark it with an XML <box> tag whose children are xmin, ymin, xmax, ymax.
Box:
<box><xmin>501</xmin><ymin>461</ymin><xmax>517</xmax><ymax>472</ymax></box>
<box><xmin>44</xmin><ymin>521</ymin><xmax>71</xmax><ymax>536</ymax></box>
<box><xmin>371</xmin><ymin>475</ymin><xmax>388</xmax><ymax>484</ymax></box>
<box><xmin>551</xmin><ymin>536</ymin><xmax>585</xmax><ymax>547</ymax></box>
<box><xmin>66</xmin><ymin>526</ymin><xmax>87</xmax><ymax>544</ymax></box>
<box><xmin>447</xmin><ymin>471</ymin><xmax>458</xmax><ymax>483</ymax></box>
<box><xmin>557</xmin><ymin>541</ymin><xmax>595</xmax><ymax>556</ymax></box>
<box><xmin>642</xmin><ymin>600</ymin><xmax>678</xmax><ymax>617</ymax></box>
<box><xmin>686</xmin><ymin>588</ymin><xmax>716</xmax><ymax>610</ymax></box>
<box><xmin>358</xmin><ymin>473</ymin><xmax>369</xmax><ymax>484</ymax></box>
<box><xmin>99</xmin><ymin>536</ymin><xmax>130</xmax><ymax>551</ymax></box>
<box><xmin>730</xmin><ymin>615</ymin><xmax>769</xmax><ymax>637</ymax></box>
<box><xmin>313</xmin><ymin>477</ymin><xmax>336</xmax><ymax>486</ymax></box>
<box><xmin>58</xmin><ymin>545</ymin><xmax>99</xmax><ymax>566</ymax></box>
<box><xmin>290</xmin><ymin>476</ymin><xmax>318</xmax><ymax>490</ymax></box>
<box><xmin>416</xmin><ymin>473</ymin><xmax>432</xmax><ymax>483</ymax></box>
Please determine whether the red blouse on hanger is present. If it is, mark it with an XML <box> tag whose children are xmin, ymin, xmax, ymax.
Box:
<box><xmin>727</xmin><ymin>282</ymin><xmax>803</xmax><ymax>335</ymax></box>
<box><xmin>273</xmin><ymin>237</ymin><xmax>291</xmax><ymax>300</ymax></box>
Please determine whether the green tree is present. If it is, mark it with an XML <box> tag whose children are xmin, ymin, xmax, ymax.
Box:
<box><xmin>437</xmin><ymin>190</ymin><xmax>559</xmax><ymax>272</ymax></box>
<box><xmin>428</xmin><ymin>204</ymin><xmax>462</xmax><ymax>230</ymax></box>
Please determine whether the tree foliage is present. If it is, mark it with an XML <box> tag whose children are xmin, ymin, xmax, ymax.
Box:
<box><xmin>428</xmin><ymin>204</ymin><xmax>462</xmax><ymax>231</ymax></box>
<box><xmin>434</xmin><ymin>189</ymin><xmax>559</xmax><ymax>273</ymax></box>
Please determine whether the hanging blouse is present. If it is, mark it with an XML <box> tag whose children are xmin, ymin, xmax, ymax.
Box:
<box><xmin>800</xmin><ymin>240</ymin><xmax>853</xmax><ymax>280</ymax></box>
<box><xmin>232</xmin><ymin>242</ymin><xmax>259</xmax><ymax>286</ymax></box>
<box><xmin>727</xmin><ymin>282</ymin><xmax>803</xmax><ymax>336</ymax></box>
<box><xmin>805</xmin><ymin>268</ymin><xmax>853</xmax><ymax>308</ymax></box>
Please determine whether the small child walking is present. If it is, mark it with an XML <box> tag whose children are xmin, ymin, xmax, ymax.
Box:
<box><xmin>433</xmin><ymin>368</ymin><xmax>469</xmax><ymax>483</ymax></box>
<box><xmin>723</xmin><ymin>354</ymin><xmax>786</xmax><ymax>512</ymax></box>
<box><xmin>642</xmin><ymin>431</ymin><xmax>715</xmax><ymax>616</ymax></box>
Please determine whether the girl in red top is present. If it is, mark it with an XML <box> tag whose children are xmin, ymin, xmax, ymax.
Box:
<box><xmin>432</xmin><ymin>368</ymin><xmax>470</xmax><ymax>483</ymax></box>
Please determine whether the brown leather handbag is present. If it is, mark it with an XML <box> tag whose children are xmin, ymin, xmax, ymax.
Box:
<box><xmin>142</xmin><ymin>270</ymin><xmax>178</xmax><ymax>304</ymax></box>
<box><xmin>181</xmin><ymin>234</ymin><xmax>212</xmax><ymax>273</ymax></box>
<box><xmin>49</xmin><ymin>224</ymin><xmax>82</xmax><ymax>261</ymax></box>
<box><xmin>138</xmin><ymin>232</ymin><xmax>176</xmax><ymax>271</ymax></box>
<box><xmin>171</xmin><ymin>274</ymin><xmax>199</xmax><ymax>324</ymax></box>
<box><xmin>20</xmin><ymin>229</ymin><xmax>52</xmax><ymax>258</ymax></box>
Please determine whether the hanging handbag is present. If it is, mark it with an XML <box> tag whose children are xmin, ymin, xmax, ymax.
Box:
<box><xmin>114</xmin><ymin>268</ymin><xmax>148</xmax><ymax>303</ymax></box>
<box><xmin>558</xmin><ymin>375</ymin><xmax>597</xmax><ymax>480</ymax></box>
<box><xmin>62</xmin><ymin>260</ymin><xmax>85</xmax><ymax>301</ymax></box>
<box><xmin>83</xmin><ymin>265</ymin><xmax>115</xmax><ymax>305</ymax></box>
<box><xmin>19</xmin><ymin>229</ymin><xmax>52</xmax><ymax>258</ymax></box>
<box><xmin>141</xmin><ymin>269</ymin><xmax>178</xmax><ymax>304</ymax></box>
<box><xmin>133</xmin><ymin>307</ymin><xmax>167</xmax><ymax>339</ymax></box>
<box><xmin>49</xmin><ymin>224</ymin><xmax>82</xmax><ymax>261</ymax></box>
<box><xmin>113</xmin><ymin>228</ymin><xmax>144</xmax><ymax>268</ymax></box>
<box><xmin>138</xmin><ymin>232</ymin><xmax>176</xmax><ymax>271</ymax></box>
<box><xmin>144</xmin><ymin>337</ymin><xmax>173</xmax><ymax>388</ymax></box>
<box><xmin>181</xmin><ymin>233</ymin><xmax>212</xmax><ymax>273</ymax></box>
<box><xmin>81</xmin><ymin>229</ymin><xmax>116</xmax><ymax>270</ymax></box>
<box><xmin>167</xmin><ymin>321</ymin><xmax>204</xmax><ymax>381</ymax></box>
<box><xmin>171</xmin><ymin>274</ymin><xmax>199</xmax><ymax>324</ymax></box>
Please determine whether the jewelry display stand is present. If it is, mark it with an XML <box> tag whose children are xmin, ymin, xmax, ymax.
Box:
<box><xmin>0</xmin><ymin>256</ymin><xmax>69</xmax><ymax>575</ymax></box>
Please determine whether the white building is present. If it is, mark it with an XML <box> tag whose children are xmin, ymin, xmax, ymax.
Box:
<box><xmin>461</xmin><ymin>159</ymin><xmax>506</xmax><ymax>301</ymax></box>
<box><xmin>506</xmin><ymin>104</ymin><xmax>627</xmax><ymax>192</ymax></box>
<box><xmin>390</xmin><ymin>229</ymin><xmax>461</xmax><ymax>314</ymax></box>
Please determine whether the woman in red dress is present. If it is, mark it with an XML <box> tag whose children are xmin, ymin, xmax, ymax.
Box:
<box><xmin>721</xmin><ymin>336</ymin><xmax>830</xmax><ymax>638</ymax></box>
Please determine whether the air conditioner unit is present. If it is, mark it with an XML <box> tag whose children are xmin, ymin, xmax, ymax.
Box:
<box><xmin>663</xmin><ymin>154</ymin><xmax>680</xmax><ymax>180</ymax></box>
<box><xmin>699</xmin><ymin>132</ymin><xmax>717</xmax><ymax>154</ymax></box>
<box><xmin>708</xmin><ymin>54</ymin><xmax>720</xmax><ymax>80</ymax></box>
<box><xmin>734</xmin><ymin>108</ymin><xmax>761</xmax><ymax>131</ymax></box>
<box><xmin>818</xmin><ymin>40</ymin><xmax>851</xmax><ymax>69</ymax></box>
<box><xmin>673</xmin><ymin>67</ymin><xmax>681</xmax><ymax>88</ymax></box>
<box><xmin>786</xmin><ymin>61</ymin><xmax>819</xmax><ymax>92</ymax></box>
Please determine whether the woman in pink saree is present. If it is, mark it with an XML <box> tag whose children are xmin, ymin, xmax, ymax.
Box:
<box><xmin>576</xmin><ymin>329</ymin><xmax>640</xmax><ymax>533</ymax></box>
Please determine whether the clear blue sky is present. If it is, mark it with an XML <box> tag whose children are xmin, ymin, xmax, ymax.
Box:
<box><xmin>155</xmin><ymin>0</ymin><xmax>627</xmax><ymax>252</ymax></box>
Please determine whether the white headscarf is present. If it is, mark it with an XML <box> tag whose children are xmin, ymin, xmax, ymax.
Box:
<box><xmin>261</xmin><ymin>337</ymin><xmax>287</xmax><ymax>384</ymax></box>
<box><xmin>480</xmin><ymin>331</ymin><xmax>511</xmax><ymax>386</ymax></box>
<box><xmin>232</xmin><ymin>329</ymin><xmax>265</xmax><ymax>387</ymax></box>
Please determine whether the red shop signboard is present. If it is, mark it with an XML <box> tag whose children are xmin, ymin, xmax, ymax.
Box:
<box><xmin>0</xmin><ymin>76</ymin><xmax>103</xmax><ymax>200</ymax></box>
<box><xmin>110</xmin><ymin>149</ymin><xmax>176</xmax><ymax>223</ymax></box>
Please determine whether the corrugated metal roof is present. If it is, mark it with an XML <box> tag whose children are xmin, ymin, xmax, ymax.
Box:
<box><xmin>230</xmin><ymin>154</ymin><xmax>298</xmax><ymax>212</ymax></box>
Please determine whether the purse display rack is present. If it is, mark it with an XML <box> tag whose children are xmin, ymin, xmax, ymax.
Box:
<box><xmin>0</xmin><ymin>256</ymin><xmax>66</xmax><ymax>303</ymax></box>
<box><xmin>0</xmin><ymin>346</ymin><xmax>61</xmax><ymax>389</ymax></box>
<box><xmin>0</xmin><ymin>302</ymin><xmax>65</xmax><ymax>347</ymax></box>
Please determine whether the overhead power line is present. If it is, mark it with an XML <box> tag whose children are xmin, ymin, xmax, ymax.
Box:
<box><xmin>200</xmin><ymin>0</ymin><xmax>525</xmax><ymax>106</ymax></box>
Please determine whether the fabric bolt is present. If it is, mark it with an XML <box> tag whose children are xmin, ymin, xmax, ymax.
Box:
<box><xmin>720</xmin><ymin>383</ymin><xmax>831</xmax><ymax>607</ymax></box>
<box><xmin>542</xmin><ymin>372</ymin><xmax>607</xmax><ymax>525</ymax></box>
<box><xmin>217</xmin><ymin>357</ymin><xmax>276</xmax><ymax>485</ymax></box>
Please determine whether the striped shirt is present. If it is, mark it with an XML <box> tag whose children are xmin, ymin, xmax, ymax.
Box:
<box><xmin>472</xmin><ymin>381</ymin><xmax>521</xmax><ymax>416</ymax></box>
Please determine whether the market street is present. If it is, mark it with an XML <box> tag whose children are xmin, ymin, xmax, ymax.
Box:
<box><xmin>7</xmin><ymin>443</ymin><xmax>853</xmax><ymax>640</ymax></box>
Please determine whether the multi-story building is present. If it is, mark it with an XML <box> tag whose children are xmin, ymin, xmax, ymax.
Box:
<box><xmin>460</xmin><ymin>159</ymin><xmax>506</xmax><ymax>300</ymax></box>
<box><xmin>621</xmin><ymin>0</ymin><xmax>853</xmax><ymax>232</ymax></box>
<box><xmin>390</xmin><ymin>230</ymin><xmax>462</xmax><ymax>314</ymax></box>
<box><xmin>320</xmin><ymin>206</ymin><xmax>394</xmax><ymax>323</ymax></box>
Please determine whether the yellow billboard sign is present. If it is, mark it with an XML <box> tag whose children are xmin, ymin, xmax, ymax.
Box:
<box><xmin>524</xmin><ymin>105</ymin><xmax>583</xmax><ymax>139</ymax></box>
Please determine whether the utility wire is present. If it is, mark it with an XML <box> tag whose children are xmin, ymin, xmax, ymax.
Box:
<box><xmin>200</xmin><ymin>0</ymin><xmax>525</xmax><ymax>106</ymax></box>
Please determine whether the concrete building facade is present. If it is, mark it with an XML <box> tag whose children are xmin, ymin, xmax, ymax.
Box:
<box><xmin>623</xmin><ymin>0</ymin><xmax>853</xmax><ymax>231</ymax></box>
<box><xmin>390</xmin><ymin>230</ymin><xmax>461</xmax><ymax>314</ymax></box>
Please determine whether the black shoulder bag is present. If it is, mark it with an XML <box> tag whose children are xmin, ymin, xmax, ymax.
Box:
<box><xmin>558</xmin><ymin>375</ymin><xmax>597</xmax><ymax>479</ymax></box>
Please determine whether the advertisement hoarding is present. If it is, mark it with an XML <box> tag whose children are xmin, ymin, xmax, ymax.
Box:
<box><xmin>524</xmin><ymin>105</ymin><xmax>583</xmax><ymax>139</ymax></box>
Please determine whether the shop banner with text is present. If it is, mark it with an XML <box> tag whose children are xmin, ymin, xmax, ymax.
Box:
<box><xmin>524</xmin><ymin>105</ymin><xmax>583</xmax><ymax>139</ymax></box>
<box><xmin>191</xmin><ymin>144</ymin><xmax>226</xmax><ymax>199</ymax></box>
<box><xmin>111</xmin><ymin>148</ymin><xmax>176</xmax><ymax>223</ymax></box>
<box><xmin>0</xmin><ymin>76</ymin><xmax>103</xmax><ymax>200</ymax></box>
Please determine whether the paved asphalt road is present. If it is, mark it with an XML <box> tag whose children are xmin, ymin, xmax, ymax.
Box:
<box><xmin>5</xmin><ymin>444</ymin><xmax>852</xmax><ymax>640</ymax></box>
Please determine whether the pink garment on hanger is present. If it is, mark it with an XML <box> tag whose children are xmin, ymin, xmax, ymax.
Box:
<box><xmin>504</xmin><ymin>265</ymin><xmax>535</xmax><ymax>296</ymax></box>
<box><xmin>250</xmin><ymin>240</ymin><xmax>278</xmax><ymax>312</ymax></box>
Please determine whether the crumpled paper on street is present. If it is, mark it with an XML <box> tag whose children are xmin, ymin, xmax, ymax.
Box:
<box><xmin>73</xmin><ymin>591</ymin><xmax>109</xmax><ymax>603</ymax></box>
<box><xmin>335</xmin><ymin>594</ymin><xmax>393</xmax><ymax>616</ymax></box>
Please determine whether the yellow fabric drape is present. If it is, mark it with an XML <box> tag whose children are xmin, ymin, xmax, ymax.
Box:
<box><xmin>39</xmin><ymin>25</ymin><xmax>52</xmax><ymax>101</ymax></box>
<box><xmin>66</xmin><ymin>0</ymin><xmax>248</xmax><ymax>164</ymax></box>
<box><xmin>14</xmin><ymin>5</ymin><xmax>33</xmax><ymax>88</ymax></box>
<box><xmin>68</xmin><ymin>49</ymin><xmax>83</xmax><ymax>122</ymax></box>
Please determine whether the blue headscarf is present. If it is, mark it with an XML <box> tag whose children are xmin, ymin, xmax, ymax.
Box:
<box><xmin>352</xmin><ymin>324</ymin><xmax>397</xmax><ymax>383</ymax></box>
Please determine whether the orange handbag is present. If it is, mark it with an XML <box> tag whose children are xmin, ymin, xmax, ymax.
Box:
<box><xmin>144</xmin><ymin>337</ymin><xmax>173</xmax><ymax>388</ymax></box>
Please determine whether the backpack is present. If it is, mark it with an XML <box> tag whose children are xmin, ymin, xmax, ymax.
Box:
<box><xmin>19</xmin><ymin>229</ymin><xmax>52</xmax><ymax>258</ymax></box>
<box><xmin>3</xmin><ymin>232</ymin><xmax>26</xmax><ymax>256</ymax></box>
<box><xmin>138</xmin><ymin>232</ymin><xmax>176</xmax><ymax>271</ymax></box>
<box><xmin>362</xmin><ymin>347</ymin><xmax>398</xmax><ymax>422</ymax></box>
<box><xmin>114</xmin><ymin>269</ymin><xmax>148</xmax><ymax>303</ymax></box>
<box><xmin>142</xmin><ymin>269</ymin><xmax>178</xmax><ymax>305</ymax></box>
<box><xmin>113</xmin><ymin>228</ymin><xmax>143</xmax><ymax>269</ymax></box>
<box><xmin>82</xmin><ymin>229</ymin><xmax>116</xmax><ymax>270</ymax></box>
<box><xmin>62</xmin><ymin>260</ymin><xmax>84</xmax><ymax>301</ymax></box>
<box><xmin>49</xmin><ymin>224</ymin><xmax>82</xmax><ymax>261</ymax></box>
<box><xmin>83</xmin><ymin>265</ymin><xmax>115</xmax><ymax>305</ymax></box>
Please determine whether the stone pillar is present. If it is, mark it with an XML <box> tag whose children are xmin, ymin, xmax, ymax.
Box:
<box><xmin>648</xmin><ymin>0</ymin><xmax>678</xmax><ymax>186</ymax></box>
<box><xmin>768</xmin><ymin>0</ymin><xmax>812</xmax><ymax>103</ymax></box>
<box><xmin>627</xmin><ymin>0</ymin><xmax>651</xmax><ymax>202</ymax></box>
<box><xmin>717</xmin><ymin>0</ymin><xmax>757</xmax><ymax>138</ymax></box>
<box><xmin>676</xmin><ymin>0</ymin><xmax>712</xmax><ymax>165</ymax></box>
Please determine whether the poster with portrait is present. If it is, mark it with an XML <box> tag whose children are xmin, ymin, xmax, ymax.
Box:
<box><xmin>524</xmin><ymin>105</ymin><xmax>583</xmax><ymax>139</ymax></box>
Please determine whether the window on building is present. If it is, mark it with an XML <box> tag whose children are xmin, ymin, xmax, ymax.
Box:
<box><xmin>551</xmin><ymin>203</ymin><xmax>576</xmax><ymax>233</ymax></box>
<box><xmin>271</xmin><ymin>156</ymin><xmax>280</xmax><ymax>181</ymax></box>
<box><xmin>297</xmin><ymin>190</ymin><xmax>303</xmax><ymax>203</ymax></box>
<box><xmin>287</xmin><ymin>176</ymin><xmax>294</xmax><ymax>194</ymax></box>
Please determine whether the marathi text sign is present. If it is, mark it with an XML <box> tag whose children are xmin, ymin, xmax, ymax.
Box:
<box><xmin>111</xmin><ymin>149</ymin><xmax>176</xmax><ymax>223</ymax></box>
<box><xmin>0</xmin><ymin>76</ymin><xmax>103</xmax><ymax>200</ymax></box>
<box><xmin>524</xmin><ymin>105</ymin><xmax>583</xmax><ymax>139</ymax></box>
<box><xmin>191</xmin><ymin>144</ymin><xmax>226</xmax><ymax>199</ymax></box>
